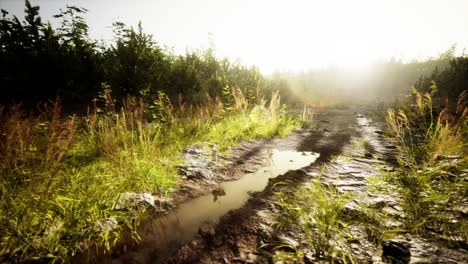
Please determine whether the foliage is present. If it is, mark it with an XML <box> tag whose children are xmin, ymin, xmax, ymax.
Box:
<box><xmin>413</xmin><ymin>53</ymin><xmax>468</xmax><ymax>112</ymax></box>
<box><xmin>0</xmin><ymin>1</ymin><xmax>104</xmax><ymax>108</ymax></box>
<box><xmin>0</xmin><ymin>1</ymin><xmax>284</xmax><ymax>111</ymax></box>
<box><xmin>104</xmin><ymin>22</ymin><xmax>169</xmax><ymax>100</ymax></box>
<box><xmin>385</xmin><ymin>88</ymin><xmax>467</xmax><ymax>240</ymax></box>
<box><xmin>271</xmin><ymin>168</ymin><xmax>355</xmax><ymax>262</ymax></box>
<box><xmin>0</xmin><ymin>85</ymin><xmax>299</xmax><ymax>262</ymax></box>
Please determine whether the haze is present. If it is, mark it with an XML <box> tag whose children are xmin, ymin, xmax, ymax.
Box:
<box><xmin>2</xmin><ymin>0</ymin><xmax>467</xmax><ymax>74</ymax></box>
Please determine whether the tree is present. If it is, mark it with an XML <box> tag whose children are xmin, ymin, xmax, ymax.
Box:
<box><xmin>104</xmin><ymin>22</ymin><xmax>169</xmax><ymax>100</ymax></box>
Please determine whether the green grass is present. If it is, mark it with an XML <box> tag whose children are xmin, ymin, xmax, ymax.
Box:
<box><xmin>270</xmin><ymin>169</ymin><xmax>355</xmax><ymax>263</ymax></box>
<box><xmin>383</xmin><ymin>89</ymin><xmax>467</xmax><ymax>242</ymax></box>
<box><xmin>0</xmin><ymin>91</ymin><xmax>300</xmax><ymax>262</ymax></box>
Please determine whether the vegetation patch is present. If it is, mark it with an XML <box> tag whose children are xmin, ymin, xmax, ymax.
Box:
<box><xmin>0</xmin><ymin>88</ymin><xmax>299</xmax><ymax>262</ymax></box>
<box><xmin>268</xmin><ymin>169</ymin><xmax>356</xmax><ymax>263</ymax></box>
<box><xmin>384</xmin><ymin>88</ymin><xmax>467</xmax><ymax>241</ymax></box>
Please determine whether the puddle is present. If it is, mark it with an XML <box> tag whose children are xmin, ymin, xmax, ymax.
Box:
<box><xmin>107</xmin><ymin>149</ymin><xmax>318</xmax><ymax>263</ymax></box>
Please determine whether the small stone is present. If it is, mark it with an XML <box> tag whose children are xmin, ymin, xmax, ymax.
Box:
<box><xmin>198</xmin><ymin>225</ymin><xmax>215</xmax><ymax>240</ymax></box>
<box><xmin>276</xmin><ymin>234</ymin><xmax>300</xmax><ymax>249</ymax></box>
<box><xmin>303</xmin><ymin>249</ymin><xmax>315</xmax><ymax>264</ymax></box>
<box><xmin>246</xmin><ymin>253</ymin><xmax>258</xmax><ymax>263</ymax></box>
<box><xmin>180</xmin><ymin>167</ymin><xmax>213</xmax><ymax>179</ymax></box>
<box><xmin>369</xmin><ymin>197</ymin><xmax>387</xmax><ymax>209</ymax></box>
<box><xmin>154</xmin><ymin>196</ymin><xmax>173</xmax><ymax>211</ymax></box>
<box><xmin>90</xmin><ymin>217</ymin><xmax>118</xmax><ymax>232</ymax></box>
<box><xmin>243</xmin><ymin>168</ymin><xmax>257</xmax><ymax>173</ymax></box>
<box><xmin>382</xmin><ymin>240</ymin><xmax>411</xmax><ymax>264</ymax></box>
<box><xmin>343</xmin><ymin>201</ymin><xmax>361</xmax><ymax>217</ymax></box>
<box><xmin>115</xmin><ymin>193</ymin><xmax>155</xmax><ymax>210</ymax></box>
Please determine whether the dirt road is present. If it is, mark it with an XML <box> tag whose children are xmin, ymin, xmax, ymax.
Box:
<box><xmin>83</xmin><ymin>105</ymin><xmax>467</xmax><ymax>264</ymax></box>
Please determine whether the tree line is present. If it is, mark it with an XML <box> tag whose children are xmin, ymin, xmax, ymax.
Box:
<box><xmin>0</xmin><ymin>1</ymin><xmax>281</xmax><ymax>112</ymax></box>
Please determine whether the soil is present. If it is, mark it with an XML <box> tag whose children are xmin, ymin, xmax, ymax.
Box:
<box><xmin>77</xmin><ymin>105</ymin><xmax>468</xmax><ymax>264</ymax></box>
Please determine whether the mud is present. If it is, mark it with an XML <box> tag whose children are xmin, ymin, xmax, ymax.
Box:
<box><xmin>78</xmin><ymin>105</ymin><xmax>467</xmax><ymax>264</ymax></box>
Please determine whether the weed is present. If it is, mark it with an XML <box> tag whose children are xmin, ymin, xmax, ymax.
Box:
<box><xmin>271</xmin><ymin>168</ymin><xmax>355</xmax><ymax>262</ymax></box>
<box><xmin>384</xmin><ymin>87</ymin><xmax>467</xmax><ymax>241</ymax></box>
<box><xmin>299</xmin><ymin>105</ymin><xmax>315</xmax><ymax>129</ymax></box>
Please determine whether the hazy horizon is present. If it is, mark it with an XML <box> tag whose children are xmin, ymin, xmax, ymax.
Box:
<box><xmin>2</xmin><ymin>0</ymin><xmax>467</xmax><ymax>74</ymax></box>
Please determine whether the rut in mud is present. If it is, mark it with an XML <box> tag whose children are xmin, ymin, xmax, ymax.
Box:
<box><xmin>80</xmin><ymin>105</ymin><xmax>467</xmax><ymax>264</ymax></box>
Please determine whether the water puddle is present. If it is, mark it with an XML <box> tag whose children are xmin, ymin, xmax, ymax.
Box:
<box><xmin>112</xmin><ymin>149</ymin><xmax>318</xmax><ymax>263</ymax></box>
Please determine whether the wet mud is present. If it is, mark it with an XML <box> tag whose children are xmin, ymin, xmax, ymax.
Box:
<box><xmin>78</xmin><ymin>105</ymin><xmax>467</xmax><ymax>264</ymax></box>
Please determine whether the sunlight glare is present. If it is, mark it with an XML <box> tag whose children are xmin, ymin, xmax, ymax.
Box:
<box><xmin>211</xmin><ymin>0</ymin><xmax>401</xmax><ymax>74</ymax></box>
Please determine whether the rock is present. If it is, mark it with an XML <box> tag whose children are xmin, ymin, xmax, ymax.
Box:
<box><xmin>198</xmin><ymin>225</ymin><xmax>216</xmax><ymax>240</ymax></box>
<box><xmin>90</xmin><ymin>217</ymin><xmax>118</xmax><ymax>232</ymax></box>
<box><xmin>259</xmin><ymin>223</ymin><xmax>274</xmax><ymax>238</ymax></box>
<box><xmin>185</xmin><ymin>142</ymin><xmax>208</xmax><ymax>154</ymax></box>
<box><xmin>356</xmin><ymin>114</ymin><xmax>364</xmax><ymax>118</ymax></box>
<box><xmin>303</xmin><ymin>249</ymin><xmax>315</xmax><ymax>264</ymax></box>
<box><xmin>276</xmin><ymin>234</ymin><xmax>300</xmax><ymax>249</ymax></box>
<box><xmin>382</xmin><ymin>240</ymin><xmax>411</xmax><ymax>264</ymax></box>
<box><xmin>245</xmin><ymin>252</ymin><xmax>260</xmax><ymax>263</ymax></box>
<box><xmin>384</xmin><ymin>166</ymin><xmax>395</xmax><ymax>172</ymax></box>
<box><xmin>368</xmin><ymin>197</ymin><xmax>387</xmax><ymax>209</ymax></box>
<box><xmin>343</xmin><ymin>201</ymin><xmax>361</xmax><ymax>217</ymax></box>
<box><xmin>179</xmin><ymin>167</ymin><xmax>213</xmax><ymax>179</ymax></box>
<box><xmin>153</xmin><ymin>196</ymin><xmax>173</xmax><ymax>211</ymax></box>
<box><xmin>243</xmin><ymin>167</ymin><xmax>257</xmax><ymax>173</ymax></box>
<box><xmin>115</xmin><ymin>193</ymin><xmax>155</xmax><ymax>210</ymax></box>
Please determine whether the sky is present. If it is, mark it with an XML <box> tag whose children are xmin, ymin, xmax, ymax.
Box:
<box><xmin>1</xmin><ymin>0</ymin><xmax>468</xmax><ymax>74</ymax></box>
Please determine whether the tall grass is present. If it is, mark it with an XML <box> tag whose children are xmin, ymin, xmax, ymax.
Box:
<box><xmin>385</xmin><ymin>88</ymin><xmax>467</xmax><ymax>239</ymax></box>
<box><xmin>0</xmin><ymin>89</ymin><xmax>300</xmax><ymax>262</ymax></box>
<box><xmin>271</xmin><ymin>168</ymin><xmax>355</xmax><ymax>263</ymax></box>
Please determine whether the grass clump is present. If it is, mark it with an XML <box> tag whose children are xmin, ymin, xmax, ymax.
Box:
<box><xmin>299</xmin><ymin>104</ymin><xmax>315</xmax><ymax>129</ymax></box>
<box><xmin>384</xmin><ymin>88</ymin><xmax>467</xmax><ymax>241</ymax></box>
<box><xmin>270</xmin><ymin>170</ymin><xmax>355</xmax><ymax>263</ymax></box>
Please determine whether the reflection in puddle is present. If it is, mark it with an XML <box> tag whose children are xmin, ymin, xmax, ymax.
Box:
<box><xmin>129</xmin><ymin>149</ymin><xmax>318</xmax><ymax>262</ymax></box>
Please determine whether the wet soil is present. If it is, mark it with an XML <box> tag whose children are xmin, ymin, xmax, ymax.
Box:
<box><xmin>79</xmin><ymin>105</ymin><xmax>467</xmax><ymax>264</ymax></box>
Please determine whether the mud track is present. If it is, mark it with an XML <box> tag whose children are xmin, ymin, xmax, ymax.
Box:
<box><xmin>85</xmin><ymin>106</ymin><xmax>467</xmax><ymax>264</ymax></box>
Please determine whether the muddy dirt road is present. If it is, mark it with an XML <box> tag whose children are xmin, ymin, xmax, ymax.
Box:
<box><xmin>81</xmin><ymin>105</ymin><xmax>467</xmax><ymax>264</ymax></box>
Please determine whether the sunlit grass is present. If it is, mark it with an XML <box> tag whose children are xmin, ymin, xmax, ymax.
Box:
<box><xmin>269</xmin><ymin>168</ymin><xmax>355</xmax><ymax>263</ymax></box>
<box><xmin>384</xmin><ymin>88</ymin><xmax>467</xmax><ymax>240</ymax></box>
<box><xmin>0</xmin><ymin>90</ymin><xmax>300</xmax><ymax>262</ymax></box>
